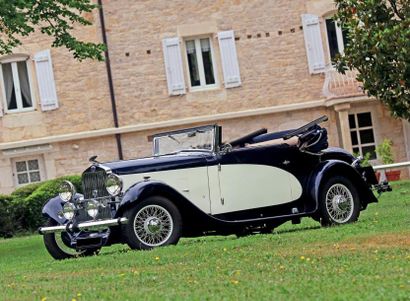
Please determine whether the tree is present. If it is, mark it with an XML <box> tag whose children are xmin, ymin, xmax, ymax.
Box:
<box><xmin>0</xmin><ymin>0</ymin><xmax>105</xmax><ymax>61</ymax></box>
<box><xmin>334</xmin><ymin>0</ymin><xmax>410</xmax><ymax>120</ymax></box>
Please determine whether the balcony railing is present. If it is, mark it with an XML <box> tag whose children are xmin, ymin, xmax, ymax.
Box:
<box><xmin>322</xmin><ymin>67</ymin><xmax>364</xmax><ymax>99</ymax></box>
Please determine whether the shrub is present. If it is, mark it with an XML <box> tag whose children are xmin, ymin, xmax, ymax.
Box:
<box><xmin>23</xmin><ymin>175</ymin><xmax>82</xmax><ymax>230</ymax></box>
<box><xmin>9</xmin><ymin>182</ymin><xmax>43</xmax><ymax>233</ymax></box>
<box><xmin>11</xmin><ymin>182</ymin><xmax>43</xmax><ymax>200</ymax></box>
<box><xmin>0</xmin><ymin>194</ymin><xmax>15</xmax><ymax>238</ymax></box>
<box><xmin>0</xmin><ymin>175</ymin><xmax>82</xmax><ymax>236</ymax></box>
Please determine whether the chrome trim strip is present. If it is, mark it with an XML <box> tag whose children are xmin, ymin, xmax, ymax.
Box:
<box><xmin>39</xmin><ymin>217</ymin><xmax>128</xmax><ymax>234</ymax></box>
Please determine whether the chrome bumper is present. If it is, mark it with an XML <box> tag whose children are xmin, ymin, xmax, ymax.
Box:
<box><xmin>39</xmin><ymin>217</ymin><xmax>129</xmax><ymax>234</ymax></box>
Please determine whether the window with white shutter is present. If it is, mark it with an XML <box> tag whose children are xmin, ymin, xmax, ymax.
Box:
<box><xmin>0</xmin><ymin>56</ymin><xmax>35</xmax><ymax>113</ymax></box>
<box><xmin>325</xmin><ymin>18</ymin><xmax>349</xmax><ymax>59</ymax></box>
<box><xmin>0</xmin><ymin>92</ymin><xmax>3</xmax><ymax>117</ymax></box>
<box><xmin>34</xmin><ymin>49</ymin><xmax>59</xmax><ymax>111</ymax></box>
<box><xmin>162</xmin><ymin>37</ymin><xmax>186</xmax><ymax>96</ymax></box>
<box><xmin>184</xmin><ymin>37</ymin><xmax>217</xmax><ymax>90</ymax></box>
<box><xmin>301</xmin><ymin>14</ymin><xmax>326</xmax><ymax>74</ymax></box>
<box><xmin>217</xmin><ymin>30</ymin><xmax>241</xmax><ymax>88</ymax></box>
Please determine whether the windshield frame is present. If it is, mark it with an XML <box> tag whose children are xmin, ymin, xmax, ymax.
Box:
<box><xmin>152</xmin><ymin>124</ymin><xmax>220</xmax><ymax>156</ymax></box>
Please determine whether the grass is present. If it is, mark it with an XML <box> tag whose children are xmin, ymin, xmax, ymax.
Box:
<box><xmin>0</xmin><ymin>181</ymin><xmax>409</xmax><ymax>301</ymax></box>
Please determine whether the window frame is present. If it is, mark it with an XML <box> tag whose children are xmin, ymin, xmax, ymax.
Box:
<box><xmin>12</xmin><ymin>156</ymin><xmax>45</xmax><ymax>187</ymax></box>
<box><xmin>183</xmin><ymin>35</ymin><xmax>218</xmax><ymax>92</ymax></box>
<box><xmin>0</xmin><ymin>56</ymin><xmax>36</xmax><ymax>114</ymax></box>
<box><xmin>324</xmin><ymin>17</ymin><xmax>346</xmax><ymax>61</ymax></box>
<box><xmin>348</xmin><ymin>112</ymin><xmax>377</xmax><ymax>159</ymax></box>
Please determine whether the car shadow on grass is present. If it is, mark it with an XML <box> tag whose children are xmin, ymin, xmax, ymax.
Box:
<box><xmin>181</xmin><ymin>225</ymin><xmax>323</xmax><ymax>245</ymax></box>
<box><xmin>272</xmin><ymin>225</ymin><xmax>322</xmax><ymax>235</ymax></box>
<box><xmin>97</xmin><ymin>225</ymin><xmax>323</xmax><ymax>255</ymax></box>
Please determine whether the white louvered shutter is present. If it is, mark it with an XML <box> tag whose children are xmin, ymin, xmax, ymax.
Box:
<box><xmin>0</xmin><ymin>66</ymin><xmax>4</xmax><ymax>116</ymax></box>
<box><xmin>34</xmin><ymin>49</ymin><xmax>59</xmax><ymax>111</ymax></box>
<box><xmin>162</xmin><ymin>37</ymin><xmax>186</xmax><ymax>95</ymax></box>
<box><xmin>0</xmin><ymin>94</ymin><xmax>3</xmax><ymax>117</ymax></box>
<box><xmin>218</xmin><ymin>30</ymin><xmax>241</xmax><ymax>88</ymax></box>
<box><xmin>301</xmin><ymin>14</ymin><xmax>326</xmax><ymax>74</ymax></box>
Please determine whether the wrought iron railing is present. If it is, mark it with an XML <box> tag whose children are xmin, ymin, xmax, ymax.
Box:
<box><xmin>322</xmin><ymin>66</ymin><xmax>364</xmax><ymax>99</ymax></box>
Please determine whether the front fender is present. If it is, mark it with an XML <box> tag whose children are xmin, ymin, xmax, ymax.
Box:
<box><xmin>115</xmin><ymin>180</ymin><xmax>218</xmax><ymax>235</ymax></box>
<box><xmin>116</xmin><ymin>180</ymin><xmax>200</xmax><ymax>216</ymax></box>
<box><xmin>42</xmin><ymin>196</ymin><xmax>66</xmax><ymax>225</ymax></box>
<box><xmin>308</xmin><ymin>160</ymin><xmax>377</xmax><ymax>210</ymax></box>
<box><xmin>42</xmin><ymin>193</ymin><xmax>84</xmax><ymax>225</ymax></box>
<box><xmin>118</xmin><ymin>180</ymin><xmax>175</xmax><ymax>213</ymax></box>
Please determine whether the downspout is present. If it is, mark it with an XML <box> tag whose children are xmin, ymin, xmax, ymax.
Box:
<box><xmin>97</xmin><ymin>0</ymin><xmax>124</xmax><ymax>160</ymax></box>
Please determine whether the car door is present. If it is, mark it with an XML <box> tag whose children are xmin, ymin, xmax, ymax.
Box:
<box><xmin>209</xmin><ymin>145</ymin><xmax>302</xmax><ymax>215</ymax></box>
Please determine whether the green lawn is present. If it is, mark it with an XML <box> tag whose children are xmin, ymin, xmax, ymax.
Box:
<box><xmin>0</xmin><ymin>181</ymin><xmax>409</xmax><ymax>301</ymax></box>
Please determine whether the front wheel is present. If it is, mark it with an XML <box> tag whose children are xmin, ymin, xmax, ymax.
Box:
<box><xmin>123</xmin><ymin>196</ymin><xmax>182</xmax><ymax>250</ymax></box>
<box><xmin>43</xmin><ymin>219</ymin><xmax>100</xmax><ymax>260</ymax></box>
<box><xmin>319</xmin><ymin>176</ymin><xmax>360</xmax><ymax>226</ymax></box>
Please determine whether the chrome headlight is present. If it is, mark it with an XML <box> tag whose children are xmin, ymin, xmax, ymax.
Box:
<box><xmin>86</xmin><ymin>200</ymin><xmax>99</xmax><ymax>219</ymax></box>
<box><xmin>59</xmin><ymin>180</ymin><xmax>76</xmax><ymax>202</ymax></box>
<box><xmin>105</xmin><ymin>174</ymin><xmax>122</xmax><ymax>196</ymax></box>
<box><xmin>62</xmin><ymin>202</ymin><xmax>76</xmax><ymax>220</ymax></box>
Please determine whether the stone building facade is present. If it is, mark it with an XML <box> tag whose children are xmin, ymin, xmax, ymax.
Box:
<box><xmin>0</xmin><ymin>0</ymin><xmax>409</xmax><ymax>193</ymax></box>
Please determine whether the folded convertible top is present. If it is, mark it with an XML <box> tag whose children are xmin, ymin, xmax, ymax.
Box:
<box><xmin>251</xmin><ymin>129</ymin><xmax>296</xmax><ymax>144</ymax></box>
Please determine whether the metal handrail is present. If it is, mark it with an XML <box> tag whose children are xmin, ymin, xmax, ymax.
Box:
<box><xmin>373</xmin><ymin>161</ymin><xmax>410</xmax><ymax>171</ymax></box>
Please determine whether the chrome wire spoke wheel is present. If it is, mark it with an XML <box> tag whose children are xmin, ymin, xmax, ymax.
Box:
<box><xmin>43</xmin><ymin>219</ymin><xmax>100</xmax><ymax>260</ymax></box>
<box><xmin>54</xmin><ymin>233</ymin><xmax>85</xmax><ymax>256</ymax></box>
<box><xmin>133</xmin><ymin>204</ymin><xmax>174</xmax><ymax>247</ymax></box>
<box><xmin>325</xmin><ymin>183</ymin><xmax>354</xmax><ymax>223</ymax></box>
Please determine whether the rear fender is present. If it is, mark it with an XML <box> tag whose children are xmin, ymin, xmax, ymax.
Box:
<box><xmin>321</xmin><ymin>147</ymin><xmax>355</xmax><ymax>164</ymax></box>
<box><xmin>308</xmin><ymin>160</ymin><xmax>377</xmax><ymax>211</ymax></box>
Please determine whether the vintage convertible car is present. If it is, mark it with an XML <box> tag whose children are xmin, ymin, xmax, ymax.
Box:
<box><xmin>39</xmin><ymin>116</ymin><xmax>391</xmax><ymax>259</ymax></box>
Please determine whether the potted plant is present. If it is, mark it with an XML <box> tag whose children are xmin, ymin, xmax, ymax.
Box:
<box><xmin>375</xmin><ymin>139</ymin><xmax>401</xmax><ymax>181</ymax></box>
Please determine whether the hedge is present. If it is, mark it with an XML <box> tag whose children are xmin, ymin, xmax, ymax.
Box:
<box><xmin>0</xmin><ymin>194</ymin><xmax>14</xmax><ymax>238</ymax></box>
<box><xmin>0</xmin><ymin>175</ymin><xmax>82</xmax><ymax>238</ymax></box>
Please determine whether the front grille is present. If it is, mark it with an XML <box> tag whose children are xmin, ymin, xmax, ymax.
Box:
<box><xmin>82</xmin><ymin>169</ymin><xmax>109</xmax><ymax>199</ymax></box>
<box><xmin>79</xmin><ymin>168</ymin><xmax>112</xmax><ymax>223</ymax></box>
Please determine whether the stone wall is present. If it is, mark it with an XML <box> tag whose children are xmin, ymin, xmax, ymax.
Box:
<box><xmin>0</xmin><ymin>12</ymin><xmax>112</xmax><ymax>144</ymax></box>
<box><xmin>0</xmin><ymin>0</ymin><xmax>408</xmax><ymax>194</ymax></box>
<box><xmin>103</xmin><ymin>0</ymin><xmax>325</xmax><ymax>126</ymax></box>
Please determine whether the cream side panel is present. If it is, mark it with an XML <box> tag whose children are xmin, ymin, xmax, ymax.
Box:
<box><xmin>207</xmin><ymin>165</ymin><xmax>222</xmax><ymax>209</ymax></box>
<box><xmin>213</xmin><ymin>164</ymin><xmax>303</xmax><ymax>214</ymax></box>
<box><xmin>289</xmin><ymin>173</ymin><xmax>303</xmax><ymax>200</ymax></box>
<box><xmin>121</xmin><ymin>167</ymin><xmax>211</xmax><ymax>213</ymax></box>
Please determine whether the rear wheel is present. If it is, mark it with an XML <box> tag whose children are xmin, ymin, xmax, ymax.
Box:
<box><xmin>43</xmin><ymin>219</ymin><xmax>100</xmax><ymax>260</ymax></box>
<box><xmin>319</xmin><ymin>176</ymin><xmax>360</xmax><ymax>226</ymax></box>
<box><xmin>123</xmin><ymin>196</ymin><xmax>182</xmax><ymax>250</ymax></box>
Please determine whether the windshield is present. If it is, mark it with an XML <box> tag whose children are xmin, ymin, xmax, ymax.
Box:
<box><xmin>153</xmin><ymin>126</ymin><xmax>216</xmax><ymax>156</ymax></box>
